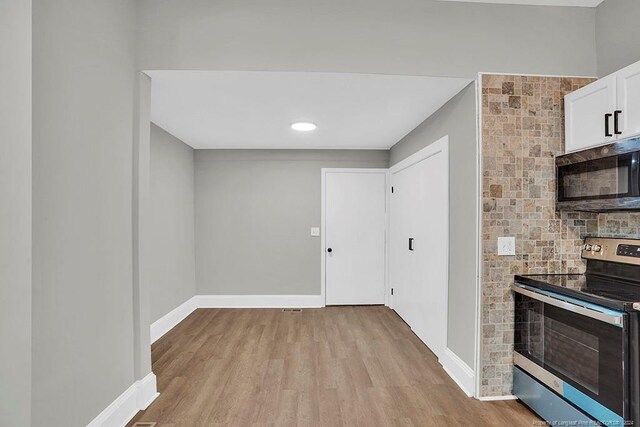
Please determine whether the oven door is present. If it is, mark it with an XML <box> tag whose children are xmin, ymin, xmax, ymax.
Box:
<box><xmin>512</xmin><ymin>284</ymin><xmax>627</xmax><ymax>423</ymax></box>
<box><xmin>556</xmin><ymin>150</ymin><xmax>640</xmax><ymax>211</ymax></box>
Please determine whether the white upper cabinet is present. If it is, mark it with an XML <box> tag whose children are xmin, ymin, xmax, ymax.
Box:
<box><xmin>565</xmin><ymin>59</ymin><xmax>640</xmax><ymax>153</ymax></box>
<box><xmin>616</xmin><ymin>60</ymin><xmax>640</xmax><ymax>140</ymax></box>
<box><xmin>564</xmin><ymin>75</ymin><xmax>617</xmax><ymax>153</ymax></box>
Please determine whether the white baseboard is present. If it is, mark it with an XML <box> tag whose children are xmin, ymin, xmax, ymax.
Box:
<box><xmin>150</xmin><ymin>296</ymin><xmax>198</xmax><ymax>344</ymax></box>
<box><xmin>136</xmin><ymin>372</ymin><xmax>160</xmax><ymax>410</ymax></box>
<box><xmin>195</xmin><ymin>294</ymin><xmax>324</xmax><ymax>308</ymax></box>
<box><xmin>478</xmin><ymin>395</ymin><xmax>518</xmax><ymax>401</ymax></box>
<box><xmin>440</xmin><ymin>348</ymin><xmax>475</xmax><ymax>397</ymax></box>
<box><xmin>86</xmin><ymin>372</ymin><xmax>159</xmax><ymax>427</ymax></box>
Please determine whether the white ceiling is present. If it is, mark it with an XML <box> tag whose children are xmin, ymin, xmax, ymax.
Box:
<box><xmin>147</xmin><ymin>71</ymin><xmax>472</xmax><ymax>150</ymax></box>
<box><xmin>438</xmin><ymin>0</ymin><xmax>603</xmax><ymax>6</ymax></box>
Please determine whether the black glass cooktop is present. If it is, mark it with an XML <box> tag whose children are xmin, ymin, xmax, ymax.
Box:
<box><xmin>514</xmin><ymin>273</ymin><xmax>640</xmax><ymax>312</ymax></box>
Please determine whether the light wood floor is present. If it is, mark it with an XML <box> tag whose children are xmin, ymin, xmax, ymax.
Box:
<box><xmin>128</xmin><ymin>306</ymin><xmax>538</xmax><ymax>426</ymax></box>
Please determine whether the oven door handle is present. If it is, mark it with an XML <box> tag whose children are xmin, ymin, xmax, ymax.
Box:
<box><xmin>511</xmin><ymin>284</ymin><xmax>624</xmax><ymax>326</ymax></box>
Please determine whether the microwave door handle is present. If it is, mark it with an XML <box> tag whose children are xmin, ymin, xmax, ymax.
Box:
<box><xmin>605</xmin><ymin>113</ymin><xmax>613</xmax><ymax>137</ymax></box>
<box><xmin>632</xmin><ymin>152</ymin><xmax>640</xmax><ymax>196</ymax></box>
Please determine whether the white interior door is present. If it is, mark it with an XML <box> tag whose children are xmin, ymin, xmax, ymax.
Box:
<box><xmin>390</xmin><ymin>167</ymin><xmax>418</xmax><ymax>326</ymax></box>
<box><xmin>390</xmin><ymin>138</ymin><xmax>449</xmax><ymax>359</ymax></box>
<box><xmin>324</xmin><ymin>170</ymin><xmax>387</xmax><ymax>305</ymax></box>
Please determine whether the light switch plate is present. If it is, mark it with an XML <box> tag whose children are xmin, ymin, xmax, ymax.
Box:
<box><xmin>310</xmin><ymin>227</ymin><xmax>320</xmax><ymax>237</ymax></box>
<box><xmin>498</xmin><ymin>237</ymin><xmax>516</xmax><ymax>256</ymax></box>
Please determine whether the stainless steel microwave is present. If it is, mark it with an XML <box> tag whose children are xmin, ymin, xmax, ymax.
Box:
<box><xmin>556</xmin><ymin>137</ymin><xmax>640</xmax><ymax>211</ymax></box>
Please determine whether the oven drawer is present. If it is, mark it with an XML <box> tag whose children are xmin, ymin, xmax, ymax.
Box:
<box><xmin>515</xmin><ymin>354</ymin><xmax>625</xmax><ymax>424</ymax></box>
<box><xmin>514</xmin><ymin>367</ymin><xmax>594</xmax><ymax>424</ymax></box>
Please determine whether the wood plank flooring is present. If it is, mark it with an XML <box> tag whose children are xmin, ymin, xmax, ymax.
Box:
<box><xmin>128</xmin><ymin>306</ymin><xmax>538</xmax><ymax>426</ymax></box>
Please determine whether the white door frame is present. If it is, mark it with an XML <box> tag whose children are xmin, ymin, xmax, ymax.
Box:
<box><xmin>320</xmin><ymin>168</ymin><xmax>390</xmax><ymax>307</ymax></box>
<box><xmin>475</xmin><ymin>75</ymin><xmax>483</xmax><ymax>399</ymax></box>
<box><xmin>388</xmin><ymin>135</ymin><xmax>450</xmax><ymax>355</ymax></box>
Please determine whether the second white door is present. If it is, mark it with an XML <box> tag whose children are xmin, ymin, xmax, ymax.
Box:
<box><xmin>324</xmin><ymin>170</ymin><xmax>387</xmax><ymax>305</ymax></box>
<box><xmin>390</xmin><ymin>138</ymin><xmax>449</xmax><ymax>359</ymax></box>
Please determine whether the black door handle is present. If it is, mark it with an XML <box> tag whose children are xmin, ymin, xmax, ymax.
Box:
<box><xmin>605</xmin><ymin>113</ymin><xmax>613</xmax><ymax>137</ymax></box>
<box><xmin>614</xmin><ymin>110</ymin><xmax>623</xmax><ymax>135</ymax></box>
<box><xmin>327</xmin><ymin>248</ymin><xmax>332</xmax><ymax>253</ymax></box>
<box><xmin>409</xmin><ymin>238</ymin><xmax>414</xmax><ymax>251</ymax></box>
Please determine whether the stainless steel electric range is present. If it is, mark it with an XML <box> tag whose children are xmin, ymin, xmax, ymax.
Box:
<box><xmin>512</xmin><ymin>237</ymin><xmax>640</xmax><ymax>426</ymax></box>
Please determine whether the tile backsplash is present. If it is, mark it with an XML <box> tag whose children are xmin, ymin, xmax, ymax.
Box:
<box><xmin>597</xmin><ymin>213</ymin><xmax>640</xmax><ymax>237</ymax></box>
<box><xmin>480</xmin><ymin>74</ymin><xmax>640</xmax><ymax>398</ymax></box>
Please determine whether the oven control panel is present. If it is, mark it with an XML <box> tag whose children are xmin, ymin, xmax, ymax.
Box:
<box><xmin>583</xmin><ymin>237</ymin><xmax>640</xmax><ymax>265</ymax></box>
<box><xmin>617</xmin><ymin>244</ymin><xmax>640</xmax><ymax>258</ymax></box>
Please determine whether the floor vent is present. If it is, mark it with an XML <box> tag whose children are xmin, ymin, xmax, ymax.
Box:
<box><xmin>282</xmin><ymin>308</ymin><xmax>302</xmax><ymax>312</ymax></box>
<box><xmin>132</xmin><ymin>423</ymin><xmax>157</xmax><ymax>427</ymax></box>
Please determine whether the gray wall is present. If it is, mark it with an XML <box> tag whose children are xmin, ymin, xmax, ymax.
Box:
<box><xmin>32</xmin><ymin>1</ymin><xmax>138</xmax><ymax>426</ymax></box>
<box><xmin>150</xmin><ymin>124</ymin><xmax>196</xmax><ymax>322</ymax></box>
<box><xmin>390</xmin><ymin>82</ymin><xmax>477</xmax><ymax>367</ymax></box>
<box><xmin>0</xmin><ymin>1</ymin><xmax>31</xmax><ymax>425</ymax></box>
<box><xmin>137</xmin><ymin>0</ymin><xmax>596</xmax><ymax>78</ymax></box>
<box><xmin>596</xmin><ymin>0</ymin><xmax>640</xmax><ymax>76</ymax></box>
<box><xmin>195</xmin><ymin>150</ymin><xmax>389</xmax><ymax>295</ymax></box>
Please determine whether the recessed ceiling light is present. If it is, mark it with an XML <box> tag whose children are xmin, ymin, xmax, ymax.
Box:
<box><xmin>291</xmin><ymin>122</ymin><xmax>317</xmax><ymax>132</ymax></box>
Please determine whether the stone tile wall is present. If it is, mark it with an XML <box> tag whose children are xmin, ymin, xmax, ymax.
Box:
<box><xmin>598</xmin><ymin>213</ymin><xmax>640</xmax><ymax>237</ymax></box>
<box><xmin>478</xmin><ymin>74</ymin><xmax>640</xmax><ymax>397</ymax></box>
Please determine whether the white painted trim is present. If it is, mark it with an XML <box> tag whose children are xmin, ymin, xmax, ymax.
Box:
<box><xmin>438</xmin><ymin>0</ymin><xmax>603</xmax><ymax>8</ymax></box>
<box><xmin>384</xmin><ymin>169</ymin><xmax>391</xmax><ymax>308</ymax></box>
<box><xmin>196</xmin><ymin>294</ymin><xmax>324</xmax><ymax>308</ymax></box>
<box><xmin>86</xmin><ymin>384</ymin><xmax>138</xmax><ymax>427</ymax></box>
<box><xmin>388</xmin><ymin>135</ymin><xmax>449</xmax><ymax>175</ymax></box>
<box><xmin>321</xmin><ymin>170</ymin><xmax>326</xmax><ymax>306</ymax></box>
<box><xmin>440</xmin><ymin>348</ymin><xmax>475</xmax><ymax>397</ymax></box>
<box><xmin>320</xmin><ymin>168</ymin><xmax>390</xmax><ymax>307</ymax></box>
<box><xmin>477</xmin><ymin>395</ymin><xmax>518</xmax><ymax>401</ymax></box>
<box><xmin>86</xmin><ymin>372</ymin><xmax>158</xmax><ymax>427</ymax></box>
<box><xmin>475</xmin><ymin>75</ymin><xmax>484</xmax><ymax>399</ymax></box>
<box><xmin>478</xmin><ymin>71</ymin><xmax>597</xmax><ymax>79</ymax></box>
<box><xmin>443</xmin><ymin>139</ymin><xmax>450</xmax><ymax>362</ymax></box>
<box><xmin>136</xmin><ymin>372</ymin><xmax>160</xmax><ymax>410</ymax></box>
<box><xmin>188</xmin><ymin>146</ymin><xmax>393</xmax><ymax>150</ymax></box>
<box><xmin>150</xmin><ymin>296</ymin><xmax>198</xmax><ymax>344</ymax></box>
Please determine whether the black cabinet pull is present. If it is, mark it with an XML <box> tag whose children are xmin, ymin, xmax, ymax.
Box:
<box><xmin>614</xmin><ymin>110</ymin><xmax>623</xmax><ymax>135</ymax></box>
<box><xmin>327</xmin><ymin>248</ymin><xmax>332</xmax><ymax>253</ymax></box>
<box><xmin>408</xmin><ymin>238</ymin><xmax>414</xmax><ymax>251</ymax></box>
<box><xmin>605</xmin><ymin>113</ymin><xmax>613</xmax><ymax>137</ymax></box>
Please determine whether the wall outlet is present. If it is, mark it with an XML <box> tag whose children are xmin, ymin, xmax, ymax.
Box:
<box><xmin>497</xmin><ymin>237</ymin><xmax>516</xmax><ymax>256</ymax></box>
<box><xmin>310</xmin><ymin>227</ymin><xmax>320</xmax><ymax>237</ymax></box>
